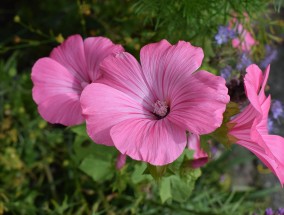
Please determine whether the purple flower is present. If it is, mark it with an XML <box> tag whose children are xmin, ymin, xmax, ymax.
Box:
<box><xmin>271</xmin><ymin>100</ymin><xmax>284</xmax><ymax>121</ymax></box>
<box><xmin>215</xmin><ymin>26</ymin><xmax>236</xmax><ymax>45</ymax></box>
<box><xmin>220</xmin><ymin>65</ymin><xmax>232</xmax><ymax>82</ymax></box>
<box><xmin>265</xmin><ymin>208</ymin><xmax>274</xmax><ymax>215</ymax></box>
<box><xmin>236</xmin><ymin>53</ymin><xmax>252</xmax><ymax>71</ymax></box>
<box><xmin>268</xmin><ymin>117</ymin><xmax>274</xmax><ymax>133</ymax></box>
<box><xmin>260</xmin><ymin>45</ymin><xmax>278</xmax><ymax>69</ymax></box>
<box><xmin>276</xmin><ymin>208</ymin><xmax>284</xmax><ymax>215</ymax></box>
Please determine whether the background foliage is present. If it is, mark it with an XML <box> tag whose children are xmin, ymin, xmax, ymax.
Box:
<box><xmin>1</xmin><ymin>0</ymin><xmax>284</xmax><ymax>214</ymax></box>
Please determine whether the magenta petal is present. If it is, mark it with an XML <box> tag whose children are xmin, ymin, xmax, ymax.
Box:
<box><xmin>244</xmin><ymin>64</ymin><xmax>263</xmax><ymax>112</ymax></box>
<box><xmin>168</xmin><ymin>70</ymin><xmax>229</xmax><ymax>134</ymax></box>
<box><xmin>50</xmin><ymin>34</ymin><xmax>89</xmax><ymax>82</ymax></box>
<box><xmin>140</xmin><ymin>40</ymin><xmax>204</xmax><ymax>99</ymax></box>
<box><xmin>188</xmin><ymin>134</ymin><xmax>208</xmax><ymax>168</ymax></box>
<box><xmin>83</xmin><ymin>37</ymin><xmax>124</xmax><ymax>81</ymax></box>
<box><xmin>263</xmin><ymin>135</ymin><xmax>284</xmax><ymax>166</ymax></box>
<box><xmin>100</xmin><ymin>52</ymin><xmax>154</xmax><ymax>111</ymax></box>
<box><xmin>32</xmin><ymin>58</ymin><xmax>83</xmax><ymax>125</ymax></box>
<box><xmin>110</xmin><ymin>118</ymin><xmax>187</xmax><ymax>165</ymax></box>
<box><xmin>80</xmin><ymin>83</ymin><xmax>150</xmax><ymax>146</ymax></box>
<box><xmin>237</xmin><ymin>139</ymin><xmax>284</xmax><ymax>185</ymax></box>
<box><xmin>38</xmin><ymin>93</ymin><xmax>83</xmax><ymax>125</ymax></box>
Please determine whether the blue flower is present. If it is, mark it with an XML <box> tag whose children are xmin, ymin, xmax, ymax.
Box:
<box><xmin>260</xmin><ymin>45</ymin><xmax>278</xmax><ymax>69</ymax></box>
<box><xmin>271</xmin><ymin>100</ymin><xmax>284</xmax><ymax>121</ymax></box>
<box><xmin>268</xmin><ymin>118</ymin><xmax>274</xmax><ymax>134</ymax></box>
<box><xmin>236</xmin><ymin>53</ymin><xmax>253</xmax><ymax>71</ymax></box>
<box><xmin>215</xmin><ymin>26</ymin><xmax>236</xmax><ymax>45</ymax></box>
<box><xmin>220</xmin><ymin>65</ymin><xmax>232</xmax><ymax>82</ymax></box>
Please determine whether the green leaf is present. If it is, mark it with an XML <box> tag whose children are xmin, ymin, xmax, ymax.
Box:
<box><xmin>69</xmin><ymin>123</ymin><xmax>88</xmax><ymax>137</ymax></box>
<box><xmin>131</xmin><ymin>163</ymin><xmax>151</xmax><ymax>184</ymax></box>
<box><xmin>159</xmin><ymin>177</ymin><xmax>172</xmax><ymax>203</ymax></box>
<box><xmin>168</xmin><ymin>149</ymin><xmax>194</xmax><ymax>173</ymax></box>
<box><xmin>79</xmin><ymin>155</ymin><xmax>113</xmax><ymax>182</ymax></box>
<box><xmin>171</xmin><ymin>168</ymin><xmax>201</xmax><ymax>202</ymax></box>
<box><xmin>73</xmin><ymin>135</ymin><xmax>116</xmax><ymax>163</ymax></box>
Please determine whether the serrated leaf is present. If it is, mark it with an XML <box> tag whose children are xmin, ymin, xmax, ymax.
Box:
<box><xmin>170</xmin><ymin>168</ymin><xmax>201</xmax><ymax>203</ymax></box>
<box><xmin>79</xmin><ymin>155</ymin><xmax>113</xmax><ymax>182</ymax></box>
<box><xmin>168</xmin><ymin>149</ymin><xmax>194</xmax><ymax>173</ymax></box>
<box><xmin>131</xmin><ymin>163</ymin><xmax>151</xmax><ymax>184</ymax></box>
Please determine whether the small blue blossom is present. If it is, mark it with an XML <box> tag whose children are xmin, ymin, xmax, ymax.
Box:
<box><xmin>220</xmin><ymin>65</ymin><xmax>232</xmax><ymax>82</ymax></box>
<box><xmin>260</xmin><ymin>45</ymin><xmax>278</xmax><ymax>69</ymax></box>
<box><xmin>215</xmin><ymin>26</ymin><xmax>236</xmax><ymax>45</ymax></box>
<box><xmin>271</xmin><ymin>100</ymin><xmax>284</xmax><ymax>121</ymax></box>
<box><xmin>265</xmin><ymin>208</ymin><xmax>274</xmax><ymax>215</ymax></box>
<box><xmin>236</xmin><ymin>53</ymin><xmax>253</xmax><ymax>71</ymax></box>
<box><xmin>268</xmin><ymin>117</ymin><xmax>274</xmax><ymax>133</ymax></box>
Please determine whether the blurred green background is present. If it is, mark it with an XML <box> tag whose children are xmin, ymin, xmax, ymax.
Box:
<box><xmin>1</xmin><ymin>0</ymin><xmax>284</xmax><ymax>214</ymax></box>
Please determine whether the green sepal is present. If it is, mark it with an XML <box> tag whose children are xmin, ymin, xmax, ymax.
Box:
<box><xmin>144</xmin><ymin>164</ymin><xmax>168</xmax><ymax>181</ymax></box>
<box><xmin>211</xmin><ymin>102</ymin><xmax>240</xmax><ymax>148</ymax></box>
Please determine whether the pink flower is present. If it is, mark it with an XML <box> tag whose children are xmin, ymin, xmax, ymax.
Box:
<box><xmin>232</xmin><ymin>23</ymin><xmax>256</xmax><ymax>52</ymax></box>
<box><xmin>81</xmin><ymin>40</ymin><xmax>229</xmax><ymax>165</ymax></box>
<box><xmin>31</xmin><ymin>34</ymin><xmax>123</xmax><ymax>126</ymax></box>
<box><xmin>229</xmin><ymin>16</ymin><xmax>256</xmax><ymax>52</ymax></box>
<box><xmin>228</xmin><ymin>64</ymin><xmax>284</xmax><ymax>185</ymax></box>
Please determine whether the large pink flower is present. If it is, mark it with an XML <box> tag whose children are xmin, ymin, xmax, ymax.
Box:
<box><xmin>31</xmin><ymin>34</ymin><xmax>123</xmax><ymax>126</ymax></box>
<box><xmin>228</xmin><ymin>64</ymin><xmax>284</xmax><ymax>184</ymax></box>
<box><xmin>81</xmin><ymin>40</ymin><xmax>229</xmax><ymax>165</ymax></box>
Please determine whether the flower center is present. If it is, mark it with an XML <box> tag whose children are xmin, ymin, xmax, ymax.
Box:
<box><xmin>153</xmin><ymin>100</ymin><xmax>169</xmax><ymax>119</ymax></box>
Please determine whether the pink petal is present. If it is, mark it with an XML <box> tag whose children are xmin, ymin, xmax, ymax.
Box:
<box><xmin>99</xmin><ymin>52</ymin><xmax>154</xmax><ymax>111</ymax></box>
<box><xmin>237</xmin><ymin>139</ymin><xmax>284</xmax><ymax>185</ymax></box>
<box><xmin>254</xmin><ymin>95</ymin><xmax>271</xmax><ymax>136</ymax></box>
<box><xmin>244</xmin><ymin>64</ymin><xmax>263</xmax><ymax>113</ymax></box>
<box><xmin>140</xmin><ymin>40</ymin><xmax>204</xmax><ymax>99</ymax></box>
<box><xmin>168</xmin><ymin>70</ymin><xmax>229</xmax><ymax>134</ymax></box>
<box><xmin>50</xmin><ymin>34</ymin><xmax>89</xmax><ymax>83</ymax></box>
<box><xmin>188</xmin><ymin>134</ymin><xmax>208</xmax><ymax>168</ymax></box>
<box><xmin>83</xmin><ymin>37</ymin><xmax>124</xmax><ymax>82</ymax></box>
<box><xmin>37</xmin><ymin>93</ymin><xmax>83</xmax><ymax>125</ymax></box>
<box><xmin>262</xmin><ymin>135</ymin><xmax>284</xmax><ymax>166</ymax></box>
<box><xmin>31</xmin><ymin>57</ymin><xmax>84</xmax><ymax>125</ymax></box>
<box><xmin>80</xmin><ymin>83</ymin><xmax>151</xmax><ymax>146</ymax></box>
<box><xmin>259</xmin><ymin>65</ymin><xmax>270</xmax><ymax>101</ymax></box>
<box><xmin>237</xmin><ymin>140</ymin><xmax>280</xmax><ymax>175</ymax></box>
<box><xmin>110</xmin><ymin>118</ymin><xmax>187</xmax><ymax>165</ymax></box>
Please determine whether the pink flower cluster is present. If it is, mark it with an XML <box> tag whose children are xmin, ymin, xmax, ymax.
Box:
<box><xmin>32</xmin><ymin>35</ymin><xmax>284</xmax><ymax>185</ymax></box>
<box><xmin>229</xmin><ymin>15</ymin><xmax>257</xmax><ymax>51</ymax></box>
